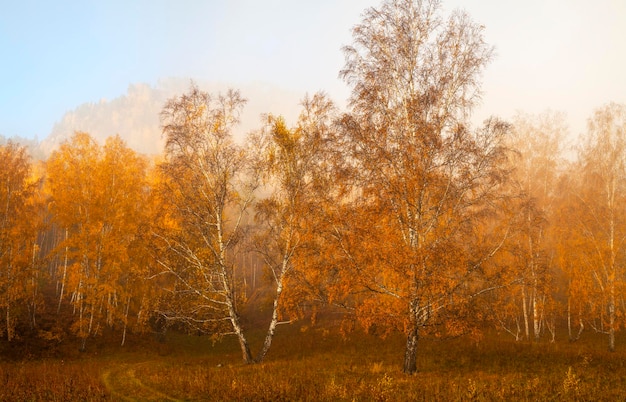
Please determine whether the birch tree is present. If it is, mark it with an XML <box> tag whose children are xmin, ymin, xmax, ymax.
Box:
<box><xmin>47</xmin><ymin>133</ymin><xmax>151</xmax><ymax>349</ymax></box>
<box><xmin>553</xmin><ymin>173</ymin><xmax>588</xmax><ymax>342</ymax></box>
<box><xmin>155</xmin><ymin>85</ymin><xmax>258</xmax><ymax>363</ymax></box>
<box><xmin>46</xmin><ymin>133</ymin><xmax>100</xmax><ymax>348</ymax></box>
<box><xmin>494</xmin><ymin>111</ymin><xmax>566</xmax><ymax>341</ymax></box>
<box><xmin>339</xmin><ymin>0</ymin><xmax>512</xmax><ymax>374</ymax></box>
<box><xmin>0</xmin><ymin>143</ymin><xmax>41</xmax><ymax>341</ymax></box>
<box><xmin>98</xmin><ymin>136</ymin><xmax>153</xmax><ymax>345</ymax></box>
<box><xmin>250</xmin><ymin>92</ymin><xmax>338</xmax><ymax>362</ymax></box>
<box><xmin>571</xmin><ymin>103</ymin><xmax>626</xmax><ymax>351</ymax></box>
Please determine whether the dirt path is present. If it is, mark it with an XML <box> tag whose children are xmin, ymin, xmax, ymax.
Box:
<box><xmin>102</xmin><ymin>362</ymin><xmax>183</xmax><ymax>401</ymax></box>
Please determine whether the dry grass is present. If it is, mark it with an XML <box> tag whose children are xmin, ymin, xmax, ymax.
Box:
<box><xmin>0</xmin><ymin>359</ymin><xmax>108</xmax><ymax>401</ymax></box>
<box><xmin>1</xmin><ymin>323</ymin><xmax>626</xmax><ymax>400</ymax></box>
<box><xmin>132</xmin><ymin>328</ymin><xmax>626</xmax><ymax>401</ymax></box>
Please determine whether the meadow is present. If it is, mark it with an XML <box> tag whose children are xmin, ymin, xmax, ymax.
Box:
<box><xmin>1</xmin><ymin>319</ymin><xmax>626</xmax><ymax>401</ymax></box>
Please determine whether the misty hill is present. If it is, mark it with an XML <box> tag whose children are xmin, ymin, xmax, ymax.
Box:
<box><xmin>0</xmin><ymin>135</ymin><xmax>46</xmax><ymax>160</ymax></box>
<box><xmin>39</xmin><ymin>78</ymin><xmax>304</xmax><ymax>156</ymax></box>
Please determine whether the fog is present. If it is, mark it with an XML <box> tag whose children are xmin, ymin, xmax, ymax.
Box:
<box><xmin>39</xmin><ymin>78</ymin><xmax>304</xmax><ymax>156</ymax></box>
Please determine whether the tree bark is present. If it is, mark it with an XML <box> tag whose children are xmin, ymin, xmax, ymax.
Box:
<box><xmin>403</xmin><ymin>324</ymin><xmax>419</xmax><ymax>374</ymax></box>
<box><xmin>521</xmin><ymin>285</ymin><xmax>530</xmax><ymax>340</ymax></box>
<box><xmin>234</xmin><ymin>323</ymin><xmax>253</xmax><ymax>363</ymax></box>
<box><xmin>532</xmin><ymin>290</ymin><xmax>541</xmax><ymax>340</ymax></box>
<box><xmin>121</xmin><ymin>295</ymin><xmax>131</xmax><ymax>346</ymax></box>
<box><xmin>609</xmin><ymin>284</ymin><xmax>616</xmax><ymax>352</ymax></box>
<box><xmin>256</xmin><ymin>277</ymin><xmax>284</xmax><ymax>363</ymax></box>
<box><xmin>5</xmin><ymin>304</ymin><xmax>11</xmax><ymax>342</ymax></box>
<box><xmin>567</xmin><ymin>297</ymin><xmax>573</xmax><ymax>341</ymax></box>
<box><xmin>226</xmin><ymin>299</ymin><xmax>253</xmax><ymax>363</ymax></box>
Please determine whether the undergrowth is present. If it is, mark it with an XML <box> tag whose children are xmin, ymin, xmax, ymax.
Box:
<box><xmin>1</xmin><ymin>322</ymin><xmax>626</xmax><ymax>400</ymax></box>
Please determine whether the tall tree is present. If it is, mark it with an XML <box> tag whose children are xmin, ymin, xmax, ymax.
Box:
<box><xmin>46</xmin><ymin>133</ymin><xmax>151</xmax><ymax>349</ymax></box>
<box><xmin>552</xmin><ymin>171</ymin><xmax>588</xmax><ymax>342</ymax></box>
<box><xmin>250</xmin><ymin>92</ymin><xmax>338</xmax><ymax>362</ymax></box>
<box><xmin>46</xmin><ymin>133</ymin><xmax>100</xmax><ymax>346</ymax></box>
<box><xmin>0</xmin><ymin>143</ymin><xmax>42</xmax><ymax>341</ymax></box>
<box><xmin>494</xmin><ymin>111</ymin><xmax>566</xmax><ymax>341</ymax></box>
<box><xmin>570</xmin><ymin>103</ymin><xmax>626</xmax><ymax>351</ymax></box>
<box><xmin>339</xmin><ymin>0</ymin><xmax>511</xmax><ymax>373</ymax></box>
<box><xmin>98</xmin><ymin>135</ymin><xmax>153</xmax><ymax>345</ymax></box>
<box><xmin>155</xmin><ymin>85</ymin><xmax>258</xmax><ymax>363</ymax></box>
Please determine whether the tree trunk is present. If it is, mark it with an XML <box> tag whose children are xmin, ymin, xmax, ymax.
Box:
<box><xmin>6</xmin><ymin>304</ymin><xmax>11</xmax><ymax>342</ymax></box>
<box><xmin>567</xmin><ymin>297</ymin><xmax>572</xmax><ymax>340</ymax></box>
<box><xmin>403</xmin><ymin>324</ymin><xmax>419</xmax><ymax>374</ymax></box>
<box><xmin>226</xmin><ymin>301</ymin><xmax>253</xmax><ymax>363</ymax></box>
<box><xmin>235</xmin><ymin>323</ymin><xmax>253</xmax><ymax>363</ymax></box>
<box><xmin>608</xmin><ymin>285</ymin><xmax>616</xmax><ymax>352</ymax></box>
<box><xmin>256</xmin><ymin>278</ymin><xmax>284</xmax><ymax>363</ymax></box>
<box><xmin>577</xmin><ymin>318</ymin><xmax>584</xmax><ymax>341</ymax></box>
<box><xmin>121</xmin><ymin>295</ymin><xmax>131</xmax><ymax>346</ymax></box>
<box><xmin>521</xmin><ymin>286</ymin><xmax>530</xmax><ymax>340</ymax></box>
<box><xmin>30</xmin><ymin>243</ymin><xmax>38</xmax><ymax>329</ymax></box>
<box><xmin>609</xmin><ymin>318</ymin><xmax>615</xmax><ymax>351</ymax></box>
<box><xmin>532</xmin><ymin>289</ymin><xmax>541</xmax><ymax>341</ymax></box>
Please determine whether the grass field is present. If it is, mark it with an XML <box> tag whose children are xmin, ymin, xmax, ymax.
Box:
<box><xmin>1</xmin><ymin>320</ymin><xmax>626</xmax><ymax>401</ymax></box>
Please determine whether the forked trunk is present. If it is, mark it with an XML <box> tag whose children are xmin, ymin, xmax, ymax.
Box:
<box><xmin>403</xmin><ymin>324</ymin><xmax>419</xmax><ymax>374</ymax></box>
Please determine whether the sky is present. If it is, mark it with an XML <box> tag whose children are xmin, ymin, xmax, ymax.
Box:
<box><xmin>1</xmin><ymin>0</ymin><xmax>625</xmax><ymax>143</ymax></box>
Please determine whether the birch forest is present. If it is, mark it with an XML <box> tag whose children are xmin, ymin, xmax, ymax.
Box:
<box><xmin>2</xmin><ymin>0</ymin><xmax>626</xmax><ymax>382</ymax></box>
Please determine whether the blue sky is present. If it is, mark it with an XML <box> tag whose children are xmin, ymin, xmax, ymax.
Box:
<box><xmin>1</xmin><ymin>0</ymin><xmax>625</xmax><ymax>141</ymax></box>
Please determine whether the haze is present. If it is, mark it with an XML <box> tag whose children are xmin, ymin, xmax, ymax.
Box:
<box><xmin>1</xmin><ymin>0</ymin><xmax>625</xmax><ymax>152</ymax></box>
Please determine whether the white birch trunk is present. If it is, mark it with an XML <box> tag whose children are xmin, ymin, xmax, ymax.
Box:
<box><xmin>121</xmin><ymin>295</ymin><xmax>131</xmax><ymax>346</ymax></box>
<box><xmin>5</xmin><ymin>304</ymin><xmax>11</xmax><ymax>342</ymax></box>
<box><xmin>532</xmin><ymin>290</ymin><xmax>541</xmax><ymax>340</ymax></box>
<box><xmin>521</xmin><ymin>285</ymin><xmax>530</xmax><ymax>340</ymax></box>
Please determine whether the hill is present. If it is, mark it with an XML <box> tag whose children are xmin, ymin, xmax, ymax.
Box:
<box><xmin>38</xmin><ymin>78</ymin><xmax>304</xmax><ymax>157</ymax></box>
